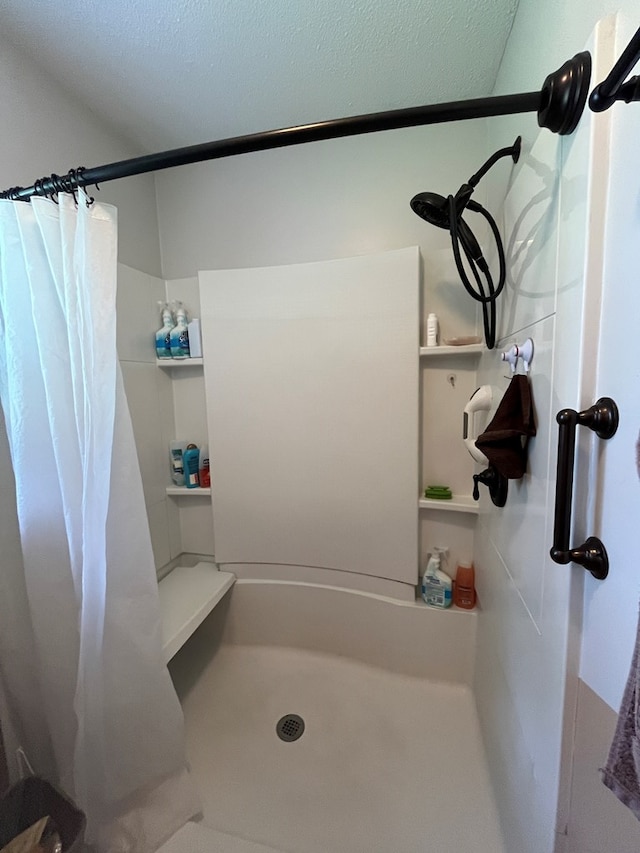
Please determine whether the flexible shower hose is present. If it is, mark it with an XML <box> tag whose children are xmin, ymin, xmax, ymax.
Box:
<box><xmin>447</xmin><ymin>195</ymin><xmax>507</xmax><ymax>350</ymax></box>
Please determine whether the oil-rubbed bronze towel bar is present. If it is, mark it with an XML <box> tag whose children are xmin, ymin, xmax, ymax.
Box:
<box><xmin>550</xmin><ymin>398</ymin><xmax>619</xmax><ymax>580</ymax></box>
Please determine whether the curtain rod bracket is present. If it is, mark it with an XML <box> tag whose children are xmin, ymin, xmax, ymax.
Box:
<box><xmin>590</xmin><ymin>25</ymin><xmax>640</xmax><ymax>113</ymax></box>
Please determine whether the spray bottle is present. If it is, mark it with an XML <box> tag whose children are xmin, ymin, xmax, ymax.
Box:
<box><xmin>421</xmin><ymin>547</ymin><xmax>453</xmax><ymax>608</ymax></box>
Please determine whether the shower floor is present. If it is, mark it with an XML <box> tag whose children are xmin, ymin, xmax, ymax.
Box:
<box><xmin>173</xmin><ymin>642</ymin><xmax>505</xmax><ymax>853</ymax></box>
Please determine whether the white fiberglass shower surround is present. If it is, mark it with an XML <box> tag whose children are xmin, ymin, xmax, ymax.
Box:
<box><xmin>154</xmin><ymin>17</ymin><xmax>634</xmax><ymax>850</ymax></box>
<box><xmin>1</xmin><ymin>12</ymin><xmax>639</xmax><ymax>853</ymax></box>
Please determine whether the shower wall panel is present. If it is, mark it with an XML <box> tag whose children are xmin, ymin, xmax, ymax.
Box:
<box><xmin>200</xmin><ymin>247</ymin><xmax>419</xmax><ymax>592</ymax></box>
<box><xmin>474</xmin><ymin>111</ymin><xmax>570</xmax><ymax>853</ymax></box>
<box><xmin>473</xmin><ymin>19</ymin><xmax>615</xmax><ymax>853</ymax></box>
<box><xmin>117</xmin><ymin>263</ymin><xmax>182</xmax><ymax>571</ymax></box>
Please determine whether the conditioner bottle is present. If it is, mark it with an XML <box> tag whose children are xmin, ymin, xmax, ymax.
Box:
<box><xmin>453</xmin><ymin>561</ymin><xmax>476</xmax><ymax>609</ymax></box>
<box><xmin>199</xmin><ymin>443</ymin><xmax>210</xmax><ymax>488</ymax></box>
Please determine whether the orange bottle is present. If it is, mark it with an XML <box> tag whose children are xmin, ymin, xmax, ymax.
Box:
<box><xmin>454</xmin><ymin>561</ymin><xmax>476</xmax><ymax>609</ymax></box>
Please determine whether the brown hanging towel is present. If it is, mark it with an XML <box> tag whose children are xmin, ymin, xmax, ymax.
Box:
<box><xmin>600</xmin><ymin>431</ymin><xmax>640</xmax><ymax>817</ymax></box>
<box><xmin>475</xmin><ymin>374</ymin><xmax>536</xmax><ymax>479</ymax></box>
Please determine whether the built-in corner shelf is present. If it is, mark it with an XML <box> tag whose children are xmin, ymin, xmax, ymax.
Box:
<box><xmin>419</xmin><ymin>495</ymin><xmax>479</xmax><ymax>515</ymax></box>
<box><xmin>166</xmin><ymin>485</ymin><xmax>211</xmax><ymax>497</ymax></box>
<box><xmin>156</xmin><ymin>357</ymin><xmax>204</xmax><ymax>369</ymax></box>
<box><xmin>416</xmin><ymin>596</ymin><xmax>479</xmax><ymax>614</ymax></box>
<box><xmin>158</xmin><ymin>562</ymin><xmax>235</xmax><ymax>663</ymax></box>
<box><xmin>419</xmin><ymin>344</ymin><xmax>484</xmax><ymax>358</ymax></box>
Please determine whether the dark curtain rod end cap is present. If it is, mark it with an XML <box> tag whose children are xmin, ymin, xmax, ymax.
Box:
<box><xmin>538</xmin><ymin>51</ymin><xmax>592</xmax><ymax>135</ymax></box>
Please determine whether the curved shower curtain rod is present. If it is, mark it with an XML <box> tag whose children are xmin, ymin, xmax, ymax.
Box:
<box><xmin>0</xmin><ymin>49</ymin><xmax>600</xmax><ymax>203</ymax></box>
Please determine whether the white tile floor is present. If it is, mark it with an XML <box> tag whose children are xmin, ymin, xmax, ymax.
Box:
<box><xmin>172</xmin><ymin>643</ymin><xmax>505</xmax><ymax>853</ymax></box>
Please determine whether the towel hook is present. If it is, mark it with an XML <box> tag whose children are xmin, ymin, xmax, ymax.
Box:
<box><xmin>501</xmin><ymin>338</ymin><xmax>534</xmax><ymax>373</ymax></box>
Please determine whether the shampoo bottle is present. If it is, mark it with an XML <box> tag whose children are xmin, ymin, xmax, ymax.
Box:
<box><xmin>156</xmin><ymin>303</ymin><xmax>174</xmax><ymax>359</ymax></box>
<box><xmin>421</xmin><ymin>548</ymin><xmax>452</xmax><ymax>608</ymax></box>
<box><xmin>183</xmin><ymin>444</ymin><xmax>200</xmax><ymax>488</ymax></box>
<box><xmin>170</xmin><ymin>302</ymin><xmax>190</xmax><ymax>358</ymax></box>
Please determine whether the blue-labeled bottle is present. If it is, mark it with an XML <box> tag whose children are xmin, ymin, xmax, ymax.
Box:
<box><xmin>183</xmin><ymin>444</ymin><xmax>200</xmax><ymax>488</ymax></box>
<box><xmin>170</xmin><ymin>302</ymin><xmax>190</xmax><ymax>358</ymax></box>
<box><xmin>421</xmin><ymin>548</ymin><xmax>453</xmax><ymax>608</ymax></box>
<box><xmin>156</xmin><ymin>304</ymin><xmax>174</xmax><ymax>359</ymax></box>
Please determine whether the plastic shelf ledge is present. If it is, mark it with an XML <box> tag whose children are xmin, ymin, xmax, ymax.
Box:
<box><xmin>166</xmin><ymin>485</ymin><xmax>212</xmax><ymax>496</ymax></box>
<box><xmin>418</xmin><ymin>495</ymin><xmax>479</xmax><ymax>515</ymax></box>
<box><xmin>159</xmin><ymin>562</ymin><xmax>235</xmax><ymax>663</ymax></box>
<box><xmin>156</xmin><ymin>357</ymin><xmax>204</xmax><ymax>368</ymax></box>
<box><xmin>419</xmin><ymin>344</ymin><xmax>484</xmax><ymax>357</ymax></box>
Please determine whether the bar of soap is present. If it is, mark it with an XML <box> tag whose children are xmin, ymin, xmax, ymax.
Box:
<box><xmin>424</xmin><ymin>485</ymin><xmax>452</xmax><ymax>500</ymax></box>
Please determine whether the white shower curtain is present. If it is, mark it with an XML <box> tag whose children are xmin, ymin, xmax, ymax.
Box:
<box><xmin>0</xmin><ymin>193</ymin><xmax>199</xmax><ymax>851</ymax></box>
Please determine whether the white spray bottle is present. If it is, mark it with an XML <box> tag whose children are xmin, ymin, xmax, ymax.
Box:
<box><xmin>421</xmin><ymin>546</ymin><xmax>453</xmax><ymax>608</ymax></box>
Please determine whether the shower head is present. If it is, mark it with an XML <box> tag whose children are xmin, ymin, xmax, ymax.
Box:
<box><xmin>412</xmin><ymin>193</ymin><xmax>485</xmax><ymax>261</ymax></box>
<box><xmin>410</xmin><ymin>191</ymin><xmax>451</xmax><ymax>229</ymax></box>
<box><xmin>410</xmin><ymin>137</ymin><xmax>522</xmax><ymax>349</ymax></box>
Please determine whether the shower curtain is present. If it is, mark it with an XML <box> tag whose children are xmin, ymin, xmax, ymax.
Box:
<box><xmin>0</xmin><ymin>193</ymin><xmax>199</xmax><ymax>851</ymax></box>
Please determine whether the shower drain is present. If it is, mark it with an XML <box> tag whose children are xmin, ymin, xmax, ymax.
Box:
<box><xmin>276</xmin><ymin>714</ymin><xmax>305</xmax><ymax>742</ymax></box>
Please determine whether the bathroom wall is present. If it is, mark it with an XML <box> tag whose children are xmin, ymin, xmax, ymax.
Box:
<box><xmin>0</xmin><ymin>34</ymin><xmax>166</xmax><ymax>777</ymax></box>
<box><xmin>155</xmin><ymin>121</ymin><xmax>492</xmax><ymax>577</ymax></box>
<box><xmin>476</xmin><ymin>8</ymin><xmax>640</xmax><ymax>853</ymax></box>
<box><xmin>0</xmin><ymin>36</ymin><xmax>161</xmax><ymax>277</ymax></box>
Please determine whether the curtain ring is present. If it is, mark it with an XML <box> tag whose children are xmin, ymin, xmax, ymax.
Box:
<box><xmin>0</xmin><ymin>186</ymin><xmax>24</xmax><ymax>200</ymax></box>
<box><xmin>76</xmin><ymin>167</ymin><xmax>95</xmax><ymax>206</ymax></box>
<box><xmin>47</xmin><ymin>173</ymin><xmax>61</xmax><ymax>204</ymax></box>
<box><xmin>65</xmin><ymin>169</ymin><xmax>79</xmax><ymax>205</ymax></box>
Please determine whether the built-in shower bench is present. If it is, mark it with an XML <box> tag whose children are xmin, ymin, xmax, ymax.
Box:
<box><xmin>158</xmin><ymin>562</ymin><xmax>235</xmax><ymax>663</ymax></box>
<box><xmin>159</xmin><ymin>820</ymin><xmax>285</xmax><ymax>852</ymax></box>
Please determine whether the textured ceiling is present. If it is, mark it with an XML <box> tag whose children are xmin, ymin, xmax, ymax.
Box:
<box><xmin>0</xmin><ymin>0</ymin><xmax>520</xmax><ymax>152</ymax></box>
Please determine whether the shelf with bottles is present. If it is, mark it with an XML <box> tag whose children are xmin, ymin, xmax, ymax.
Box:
<box><xmin>169</xmin><ymin>441</ymin><xmax>210</xmax><ymax>495</ymax></box>
<box><xmin>156</xmin><ymin>298</ymin><xmax>203</xmax><ymax>364</ymax></box>
<box><xmin>166</xmin><ymin>485</ymin><xmax>211</xmax><ymax>497</ymax></box>
<box><xmin>156</xmin><ymin>357</ymin><xmax>204</xmax><ymax>369</ymax></box>
<box><xmin>418</xmin><ymin>494</ymin><xmax>479</xmax><ymax>515</ymax></box>
<box><xmin>414</xmin><ymin>593</ymin><xmax>479</xmax><ymax>613</ymax></box>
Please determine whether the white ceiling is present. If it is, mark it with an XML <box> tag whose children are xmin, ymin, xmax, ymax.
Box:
<box><xmin>0</xmin><ymin>0</ymin><xmax>520</xmax><ymax>153</ymax></box>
